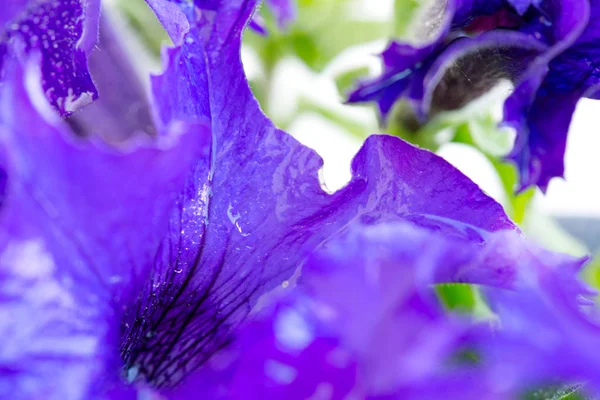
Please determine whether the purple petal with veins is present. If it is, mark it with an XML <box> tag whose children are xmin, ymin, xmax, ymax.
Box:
<box><xmin>348</xmin><ymin>0</ymin><xmax>599</xmax><ymax>191</ymax></box>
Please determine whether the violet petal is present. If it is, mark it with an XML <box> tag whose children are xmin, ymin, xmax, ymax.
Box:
<box><xmin>66</xmin><ymin>12</ymin><xmax>157</xmax><ymax>141</ymax></box>
<box><xmin>117</xmin><ymin>0</ymin><xmax>517</xmax><ymax>387</ymax></box>
<box><xmin>167</xmin><ymin>221</ymin><xmax>590</xmax><ymax>398</ymax></box>
<box><xmin>1</xmin><ymin>0</ymin><xmax>101</xmax><ymax>116</ymax></box>
<box><xmin>0</xmin><ymin>52</ymin><xmax>208</xmax><ymax>398</ymax></box>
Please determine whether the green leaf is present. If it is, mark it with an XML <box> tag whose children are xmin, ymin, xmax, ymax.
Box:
<box><xmin>522</xmin><ymin>212</ymin><xmax>589</xmax><ymax>258</ymax></box>
<box><xmin>116</xmin><ymin>0</ymin><xmax>171</xmax><ymax>56</ymax></box>
<box><xmin>436</xmin><ymin>283</ymin><xmax>476</xmax><ymax>313</ymax></box>
<box><xmin>386</xmin><ymin>101</ymin><xmax>448</xmax><ymax>152</ymax></box>
<box><xmin>308</xmin><ymin>20</ymin><xmax>390</xmax><ymax>70</ymax></box>
<box><xmin>295</xmin><ymin>98</ymin><xmax>370</xmax><ymax>139</ymax></box>
<box><xmin>334</xmin><ymin>66</ymin><xmax>372</xmax><ymax>96</ymax></box>
<box><xmin>525</xmin><ymin>384</ymin><xmax>589</xmax><ymax>400</ymax></box>
<box><xmin>248</xmin><ymin>0</ymin><xmax>392</xmax><ymax>71</ymax></box>
<box><xmin>468</xmin><ymin>115</ymin><xmax>514</xmax><ymax>157</ymax></box>
<box><xmin>289</xmin><ymin>32</ymin><xmax>320</xmax><ymax>67</ymax></box>
<box><xmin>488</xmin><ymin>158</ymin><xmax>535</xmax><ymax>225</ymax></box>
<box><xmin>583</xmin><ymin>252</ymin><xmax>600</xmax><ymax>292</ymax></box>
<box><xmin>393</xmin><ymin>0</ymin><xmax>421</xmax><ymax>38</ymax></box>
<box><xmin>295</xmin><ymin>0</ymin><xmax>345</xmax><ymax>32</ymax></box>
<box><xmin>435</xmin><ymin>283</ymin><xmax>493</xmax><ymax>319</ymax></box>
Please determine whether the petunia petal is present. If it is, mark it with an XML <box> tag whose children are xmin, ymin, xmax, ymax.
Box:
<box><xmin>347</xmin><ymin>0</ymin><xmax>456</xmax><ymax>118</ymax></box>
<box><xmin>504</xmin><ymin>0</ymin><xmax>597</xmax><ymax>191</ymax></box>
<box><xmin>166</xmin><ymin>221</ymin><xmax>589</xmax><ymax>399</ymax></box>
<box><xmin>1</xmin><ymin>0</ymin><xmax>102</xmax><ymax>116</ymax></box>
<box><xmin>347</xmin><ymin>41</ymin><xmax>436</xmax><ymax>119</ymax></box>
<box><xmin>0</xmin><ymin>52</ymin><xmax>209</xmax><ymax>398</ymax></box>
<box><xmin>453</xmin><ymin>0</ymin><xmax>592</xmax><ymax>190</ymax></box>
<box><xmin>66</xmin><ymin>11</ymin><xmax>157</xmax><ymax>142</ymax></box>
<box><xmin>248</xmin><ymin>14</ymin><xmax>267</xmax><ymax>35</ymax></box>
<box><xmin>117</xmin><ymin>0</ymin><xmax>518</xmax><ymax>388</ymax></box>
<box><xmin>163</xmin><ymin>222</ymin><xmax>479</xmax><ymax>399</ymax></box>
<box><xmin>505</xmin><ymin>76</ymin><xmax>585</xmax><ymax>191</ymax></box>
<box><xmin>479</xmin><ymin>268</ymin><xmax>600</xmax><ymax>396</ymax></box>
<box><xmin>455</xmin><ymin>0</ymin><xmax>593</xmax><ymax>191</ymax></box>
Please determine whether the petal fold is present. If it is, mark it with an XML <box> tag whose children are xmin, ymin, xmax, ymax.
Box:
<box><xmin>167</xmin><ymin>221</ymin><xmax>592</xmax><ymax>399</ymax></box>
<box><xmin>0</xmin><ymin>51</ymin><xmax>208</xmax><ymax>398</ymax></box>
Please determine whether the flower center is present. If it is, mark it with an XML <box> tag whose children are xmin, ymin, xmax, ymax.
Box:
<box><xmin>463</xmin><ymin>8</ymin><xmax>522</xmax><ymax>34</ymax></box>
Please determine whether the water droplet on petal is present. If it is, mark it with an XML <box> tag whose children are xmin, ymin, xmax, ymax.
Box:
<box><xmin>127</xmin><ymin>365</ymin><xmax>140</xmax><ymax>383</ymax></box>
<box><xmin>264</xmin><ymin>360</ymin><xmax>297</xmax><ymax>384</ymax></box>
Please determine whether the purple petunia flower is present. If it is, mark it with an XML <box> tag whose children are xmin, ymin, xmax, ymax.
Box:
<box><xmin>0</xmin><ymin>0</ymin><xmax>599</xmax><ymax>399</ymax></box>
<box><xmin>170</xmin><ymin>223</ymin><xmax>595</xmax><ymax>399</ymax></box>
<box><xmin>348</xmin><ymin>0</ymin><xmax>600</xmax><ymax>191</ymax></box>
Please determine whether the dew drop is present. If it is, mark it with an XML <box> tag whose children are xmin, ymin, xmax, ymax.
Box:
<box><xmin>227</xmin><ymin>203</ymin><xmax>241</xmax><ymax>224</ymax></box>
<box><xmin>539</xmin><ymin>16</ymin><xmax>552</xmax><ymax>27</ymax></box>
<box><xmin>127</xmin><ymin>365</ymin><xmax>140</xmax><ymax>383</ymax></box>
<box><xmin>235</xmin><ymin>220</ymin><xmax>251</xmax><ymax>237</ymax></box>
<box><xmin>275</xmin><ymin>308</ymin><xmax>313</xmax><ymax>350</ymax></box>
<box><xmin>264</xmin><ymin>360</ymin><xmax>297</xmax><ymax>384</ymax></box>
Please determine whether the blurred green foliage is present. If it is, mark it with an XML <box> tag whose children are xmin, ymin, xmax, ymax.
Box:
<box><xmin>245</xmin><ymin>0</ymin><xmax>391</xmax><ymax>73</ymax></box>
<box><xmin>525</xmin><ymin>384</ymin><xmax>589</xmax><ymax>400</ymax></box>
<box><xmin>436</xmin><ymin>283</ymin><xmax>493</xmax><ymax>320</ymax></box>
<box><xmin>116</xmin><ymin>0</ymin><xmax>170</xmax><ymax>55</ymax></box>
<box><xmin>393</xmin><ymin>0</ymin><xmax>420</xmax><ymax>38</ymax></box>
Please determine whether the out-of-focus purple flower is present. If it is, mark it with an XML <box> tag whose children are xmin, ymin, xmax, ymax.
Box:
<box><xmin>169</xmin><ymin>222</ymin><xmax>485</xmax><ymax>399</ymax></box>
<box><xmin>476</xmin><ymin>259</ymin><xmax>600</xmax><ymax>396</ymax></box>
<box><xmin>348</xmin><ymin>0</ymin><xmax>600</xmax><ymax>191</ymax></box>
<box><xmin>166</xmin><ymin>222</ymin><xmax>594</xmax><ymax>399</ymax></box>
